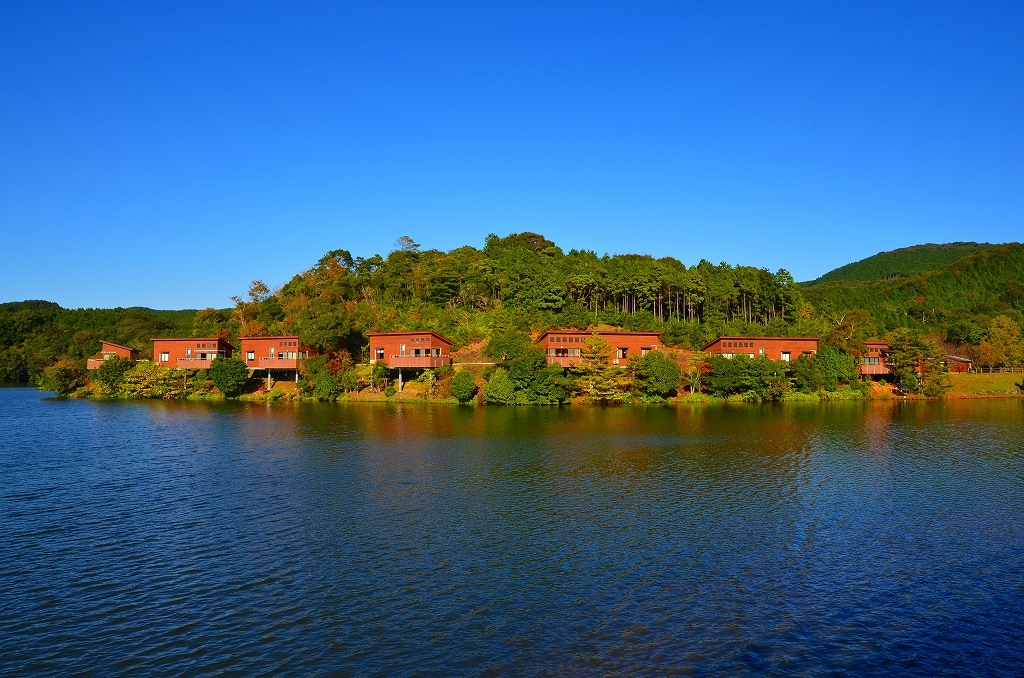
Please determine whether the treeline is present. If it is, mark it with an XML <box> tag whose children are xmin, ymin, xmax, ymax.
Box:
<box><xmin>5</xmin><ymin>233</ymin><xmax>1024</xmax><ymax>384</ymax></box>
<box><xmin>186</xmin><ymin>232</ymin><xmax>817</xmax><ymax>357</ymax></box>
<box><xmin>804</xmin><ymin>244</ymin><xmax>1024</xmax><ymax>336</ymax></box>
<box><xmin>41</xmin><ymin>330</ymin><xmax>892</xmax><ymax>403</ymax></box>
<box><xmin>0</xmin><ymin>301</ymin><xmax>195</xmax><ymax>383</ymax></box>
<box><xmin>806</xmin><ymin>242</ymin><xmax>994</xmax><ymax>285</ymax></box>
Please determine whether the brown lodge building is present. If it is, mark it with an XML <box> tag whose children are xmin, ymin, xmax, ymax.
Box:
<box><xmin>152</xmin><ymin>337</ymin><xmax>234</xmax><ymax>369</ymax></box>
<box><xmin>86</xmin><ymin>341</ymin><xmax>140</xmax><ymax>370</ymax></box>
<box><xmin>702</xmin><ymin>336</ymin><xmax>819</xmax><ymax>362</ymax></box>
<box><xmin>367</xmin><ymin>331</ymin><xmax>454</xmax><ymax>369</ymax></box>
<box><xmin>240</xmin><ymin>336</ymin><xmax>315</xmax><ymax>371</ymax></box>
<box><xmin>536</xmin><ymin>330</ymin><xmax>661</xmax><ymax>367</ymax></box>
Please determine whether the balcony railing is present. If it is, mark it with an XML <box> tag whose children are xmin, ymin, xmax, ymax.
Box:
<box><xmin>176</xmin><ymin>359</ymin><xmax>213</xmax><ymax>369</ymax></box>
<box><xmin>545</xmin><ymin>356</ymin><xmax>577</xmax><ymax>367</ymax></box>
<box><xmin>387</xmin><ymin>355</ymin><xmax>450</xmax><ymax>368</ymax></box>
<box><xmin>257</xmin><ymin>357</ymin><xmax>300</xmax><ymax>369</ymax></box>
<box><xmin>859</xmin><ymin>363</ymin><xmax>892</xmax><ymax>375</ymax></box>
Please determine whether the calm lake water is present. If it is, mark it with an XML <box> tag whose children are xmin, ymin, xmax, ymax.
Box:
<box><xmin>1</xmin><ymin>388</ymin><xmax>1023</xmax><ymax>676</ymax></box>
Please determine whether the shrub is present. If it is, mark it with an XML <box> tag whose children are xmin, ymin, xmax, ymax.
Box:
<box><xmin>371</xmin><ymin>361</ymin><xmax>389</xmax><ymax>390</ymax></box>
<box><xmin>37</xmin><ymin>360</ymin><xmax>86</xmax><ymax>396</ymax></box>
<box><xmin>452</xmin><ymin>370</ymin><xmax>478</xmax><ymax>403</ymax></box>
<box><xmin>483</xmin><ymin>368</ymin><xmax>518</xmax><ymax>404</ymax></box>
<box><xmin>93</xmin><ymin>356</ymin><xmax>133</xmax><ymax>393</ymax></box>
<box><xmin>120</xmin><ymin>362</ymin><xmax>182</xmax><ymax>399</ymax></box>
<box><xmin>337</xmin><ymin>370</ymin><xmax>359</xmax><ymax>393</ymax></box>
<box><xmin>705</xmin><ymin>354</ymin><xmax>791</xmax><ymax>401</ymax></box>
<box><xmin>209</xmin><ymin>358</ymin><xmax>249</xmax><ymax>397</ymax></box>
<box><xmin>384</xmin><ymin>384</ymin><xmax>396</xmax><ymax>398</ymax></box>
<box><xmin>416</xmin><ymin>368</ymin><xmax>438</xmax><ymax>394</ymax></box>
<box><xmin>483</xmin><ymin>331</ymin><xmax>533</xmax><ymax>361</ymax></box>
<box><xmin>313</xmin><ymin>373</ymin><xmax>340</xmax><ymax>400</ymax></box>
<box><xmin>789</xmin><ymin>354</ymin><xmax>822</xmax><ymax>393</ymax></box>
<box><xmin>630</xmin><ymin>351</ymin><xmax>681</xmax><ymax>398</ymax></box>
<box><xmin>815</xmin><ymin>346</ymin><xmax>859</xmax><ymax>391</ymax></box>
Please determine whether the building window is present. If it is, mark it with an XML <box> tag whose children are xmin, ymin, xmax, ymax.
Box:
<box><xmin>375</xmin><ymin>348</ymin><xmax>384</xmax><ymax>361</ymax></box>
<box><xmin>616</xmin><ymin>347</ymin><xmax>628</xmax><ymax>359</ymax></box>
<box><xmin>781</xmin><ymin>352</ymin><xmax>790</xmax><ymax>362</ymax></box>
<box><xmin>186</xmin><ymin>348</ymin><xmax>192</xmax><ymax>359</ymax></box>
<box><xmin>246</xmin><ymin>351</ymin><xmax>255</xmax><ymax>361</ymax></box>
<box><xmin>159</xmin><ymin>352</ymin><xmax>169</xmax><ymax>362</ymax></box>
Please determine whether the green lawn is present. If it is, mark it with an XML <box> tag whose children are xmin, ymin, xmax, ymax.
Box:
<box><xmin>948</xmin><ymin>373</ymin><xmax>1022</xmax><ymax>397</ymax></box>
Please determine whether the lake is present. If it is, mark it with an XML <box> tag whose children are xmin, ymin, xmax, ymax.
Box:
<box><xmin>2</xmin><ymin>388</ymin><xmax>1023</xmax><ymax>676</ymax></box>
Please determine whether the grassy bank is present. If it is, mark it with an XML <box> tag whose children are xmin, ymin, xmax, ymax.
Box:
<box><xmin>946</xmin><ymin>373</ymin><xmax>1023</xmax><ymax>398</ymax></box>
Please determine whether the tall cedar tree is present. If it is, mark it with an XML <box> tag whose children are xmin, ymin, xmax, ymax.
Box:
<box><xmin>572</xmin><ymin>333</ymin><xmax>628</xmax><ymax>402</ymax></box>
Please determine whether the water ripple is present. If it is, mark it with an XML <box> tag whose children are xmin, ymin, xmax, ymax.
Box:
<box><xmin>1</xmin><ymin>391</ymin><xmax>1023</xmax><ymax>675</ymax></box>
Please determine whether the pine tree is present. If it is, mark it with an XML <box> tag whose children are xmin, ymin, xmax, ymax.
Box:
<box><xmin>572</xmin><ymin>333</ymin><xmax>628</xmax><ymax>402</ymax></box>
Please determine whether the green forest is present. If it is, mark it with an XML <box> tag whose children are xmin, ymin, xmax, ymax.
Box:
<box><xmin>804</xmin><ymin>242</ymin><xmax>995</xmax><ymax>285</ymax></box>
<box><xmin>4</xmin><ymin>233</ymin><xmax>1024</xmax><ymax>394</ymax></box>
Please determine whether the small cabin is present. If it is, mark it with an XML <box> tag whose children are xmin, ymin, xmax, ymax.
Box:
<box><xmin>857</xmin><ymin>341</ymin><xmax>892</xmax><ymax>376</ymax></box>
<box><xmin>367</xmin><ymin>331</ymin><xmax>453</xmax><ymax>368</ymax></box>
<box><xmin>947</xmin><ymin>355</ymin><xmax>972</xmax><ymax>373</ymax></box>
<box><xmin>152</xmin><ymin>337</ymin><xmax>234</xmax><ymax>369</ymax></box>
<box><xmin>240</xmin><ymin>336</ymin><xmax>315</xmax><ymax>370</ymax></box>
<box><xmin>703</xmin><ymin>336</ymin><xmax>819</xmax><ymax>362</ymax></box>
<box><xmin>535</xmin><ymin>330</ymin><xmax>661</xmax><ymax>367</ymax></box>
<box><xmin>86</xmin><ymin>341</ymin><xmax>140</xmax><ymax>370</ymax></box>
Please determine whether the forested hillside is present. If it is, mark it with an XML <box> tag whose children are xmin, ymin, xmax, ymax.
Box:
<box><xmin>803</xmin><ymin>243</ymin><xmax>1024</xmax><ymax>336</ymax></box>
<box><xmin>0</xmin><ymin>302</ymin><xmax>196</xmax><ymax>383</ymax></box>
<box><xmin>805</xmin><ymin>242</ymin><xmax>994</xmax><ymax>285</ymax></box>
<box><xmin>215</xmin><ymin>232</ymin><xmax>814</xmax><ymax>358</ymax></box>
<box><xmin>3</xmin><ymin>233</ymin><xmax>1023</xmax><ymax>383</ymax></box>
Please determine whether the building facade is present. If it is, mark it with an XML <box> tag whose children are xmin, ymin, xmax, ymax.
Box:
<box><xmin>856</xmin><ymin>340</ymin><xmax>892</xmax><ymax>376</ymax></box>
<box><xmin>239</xmin><ymin>336</ymin><xmax>315</xmax><ymax>371</ymax></box>
<box><xmin>87</xmin><ymin>341</ymin><xmax>140</xmax><ymax>370</ymax></box>
<box><xmin>152</xmin><ymin>337</ymin><xmax>234</xmax><ymax>369</ymax></box>
<box><xmin>535</xmin><ymin>330</ymin><xmax>661</xmax><ymax>367</ymax></box>
<box><xmin>367</xmin><ymin>331</ymin><xmax>454</xmax><ymax>368</ymax></box>
<box><xmin>702</xmin><ymin>336</ymin><xmax>819</xmax><ymax>362</ymax></box>
<box><xmin>947</xmin><ymin>355</ymin><xmax>973</xmax><ymax>373</ymax></box>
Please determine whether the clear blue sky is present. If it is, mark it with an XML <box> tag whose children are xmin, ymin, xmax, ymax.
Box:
<box><xmin>2</xmin><ymin>2</ymin><xmax>1022</xmax><ymax>309</ymax></box>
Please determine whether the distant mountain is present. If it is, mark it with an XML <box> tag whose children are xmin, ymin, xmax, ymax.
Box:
<box><xmin>802</xmin><ymin>243</ymin><xmax>1024</xmax><ymax>331</ymax></box>
<box><xmin>803</xmin><ymin>242</ymin><xmax>996</xmax><ymax>286</ymax></box>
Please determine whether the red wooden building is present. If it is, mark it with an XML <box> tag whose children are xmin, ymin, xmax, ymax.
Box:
<box><xmin>87</xmin><ymin>341</ymin><xmax>140</xmax><ymax>370</ymax></box>
<box><xmin>239</xmin><ymin>336</ymin><xmax>315</xmax><ymax>371</ymax></box>
<box><xmin>947</xmin><ymin>355</ymin><xmax>973</xmax><ymax>373</ymax></box>
<box><xmin>152</xmin><ymin>337</ymin><xmax>234</xmax><ymax>369</ymax></box>
<box><xmin>857</xmin><ymin>340</ymin><xmax>892</xmax><ymax>376</ymax></box>
<box><xmin>702</xmin><ymin>336</ymin><xmax>819</xmax><ymax>362</ymax></box>
<box><xmin>535</xmin><ymin>330</ymin><xmax>662</xmax><ymax>367</ymax></box>
<box><xmin>367</xmin><ymin>331</ymin><xmax>453</xmax><ymax>369</ymax></box>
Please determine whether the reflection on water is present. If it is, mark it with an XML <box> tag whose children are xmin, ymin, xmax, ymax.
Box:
<box><xmin>1</xmin><ymin>390</ymin><xmax>1023</xmax><ymax>675</ymax></box>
